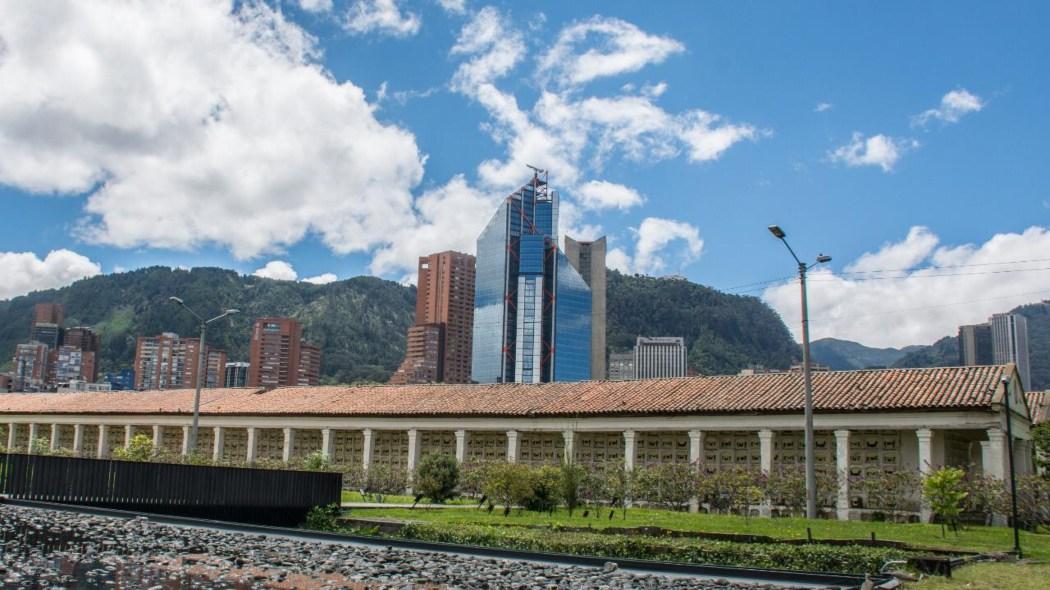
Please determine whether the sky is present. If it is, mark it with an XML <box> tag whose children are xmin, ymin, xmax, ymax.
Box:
<box><xmin>1</xmin><ymin>1</ymin><xmax>1048</xmax><ymax>348</ymax></box>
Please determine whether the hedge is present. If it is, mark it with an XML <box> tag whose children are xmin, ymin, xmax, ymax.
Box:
<box><xmin>393</xmin><ymin>522</ymin><xmax>912</xmax><ymax>574</ymax></box>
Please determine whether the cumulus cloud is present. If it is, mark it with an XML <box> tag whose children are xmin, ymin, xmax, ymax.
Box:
<box><xmin>253</xmin><ymin>260</ymin><xmax>298</xmax><ymax>281</ymax></box>
<box><xmin>344</xmin><ymin>0</ymin><xmax>421</xmax><ymax>37</ymax></box>
<box><xmin>436</xmin><ymin>0</ymin><xmax>466</xmax><ymax>14</ymax></box>
<box><xmin>303</xmin><ymin>272</ymin><xmax>338</xmax><ymax>285</ymax></box>
<box><xmin>828</xmin><ymin>133</ymin><xmax>918</xmax><ymax>172</ymax></box>
<box><xmin>814</xmin><ymin>102</ymin><xmax>833</xmax><ymax>113</ymax></box>
<box><xmin>0</xmin><ymin>249</ymin><xmax>102</xmax><ymax>300</ymax></box>
<box><xmin>574</xmin><ymin>180</ymin><xmax>644</xmax><ymax>211</ymax></box>
<box><xmin>762</xmin><ymin>226</ymin><xmax>1050</xmax><ymax>348</ymax></box>
<box><xmin>607</xmin><ymin>217</ymin><xmax>703</xmax><ymax>275</ymax></box>
<box><xmin>913</xmin><ymin>89</ymin><xmax>984</xmax><ymax>127</ymax></box>
<box><xmin>537</xmin><ymin>17</ymin><xmax>684</xmax><ymax>87</ymax></box>
<box><xmin>298</xmin><ymin>0</ymin><xmax>333</xmax><ymax>12</ymax></box>
<box><xmin>0</xmin><ymin>1</ymin><xmax>424</xmax><ymax>263</ymax></box>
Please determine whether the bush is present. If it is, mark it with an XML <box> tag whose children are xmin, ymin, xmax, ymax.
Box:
<box><xmin>29</xmin><ymin>437</ymin><xmax>51</xmax><ymax>455</ymax></box>
<box><xmin>633</xmin><ymin>463</ymin><xmax>697</xmax><ymax>511</ymax></box>
<box><xmin>853</xmin><ymin>469</ymin><xmax>922</xmax><ymax>520</ymax></box>
<box><xmin>525</xmin><ymin>465</ymin><xmax>562</xmax><ymax>514</ymax></box>
<box><xmin>1032</xmin><ymin>422</ymin><xmax>1050</xmax><ymax>474</ymax></box>
<box><xmin>414</xmin><ymin>453</ymin><xmax>460</xmax><ymax>504</ymax></box>
<box><xmin>961</xmin><ymin>471</ymin><xmax>1007</xmax><ymax>526</ymax></box>
<box><xmin>1014</xmin><ymin>474</ymin><xmax>1050</xmax><ymax>530</ymax></box>
<box><xmin>696</xmin><ymin>467</ymin><xmax>763</xmax><ymax>515</ymax></box>
<box><xmin>304</xmin><ymin>503</ymin><xmax>341</xmax><ymax>531</ymax></box>
<box><xmin>364</xmin><ymin>463</ymin><xmax>408</xmax><ymax>495</ymax></box>
<box><xmin>459</xmin><ymin>461</ymin><xmax>493</xmax><ymax>498</ymax></box>
<box><xmin>395</xmin><ymin>523</ymin><xmax>911</xmax><ymax>575</ymax></box>
<box><xmin>112</xmin><ymin>434</ymin><xmax>154</xmax><ymax>462</ymax></box>
<box><xmin>923</xmin><ymin>466</ymin><xmax>968</xmax><ymax>536</ymax></box>
<box><xmin>559</xmin><ymin>463</ymin><xmax>586</xmax><ymax>516</ymax></box>
<box><xmin>481</xmin><ymin>462</ymin><xmax>534</xmax><ymax>513</ymax></box>
<box><xmin>302</xmin><ymin>450</ymin><xmax>331</xmax><ymax>471</ymax></box>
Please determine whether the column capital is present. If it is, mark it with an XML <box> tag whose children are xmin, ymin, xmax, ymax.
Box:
<box><xmin>757</xmin><ymin>428</ymin><xmax>774</xmax><ymax>441</ymax></box>
<box><xmin>622</xmin><ymin>429</ymin><xmax>636</xmax><ymax>441</ymax></box>
<box><xmin>916</xmin><ymin>427</ymin><xmax>933</xmax><ymax>441</ymax></box>
<box><xmin>454</xmin><ymin>429</ymin><xmax>467</xmax><ymax>440</ymax></box>
<box><xmin>986</xmin><ymin>428</ymin><xmax>1005</xmax><ymax>442</ymax></box>
<box><xmin>505</xmin><ymin>429</ymin><xmax>519</xmax><ymax>440</ymax></box>
<box><xmin>833</xmin><ymin>429</ymin><xmax>850</xmax><ymax>441</ymax></box>
<box><xmin>687</xmin><ymin>429</ymin><xmax>703</xmax><ymax>441</ymax></box>
<box><xmin>362</xmin><ymin>427</ymin><xmax>374</xmax><ymax>438</ymax></box>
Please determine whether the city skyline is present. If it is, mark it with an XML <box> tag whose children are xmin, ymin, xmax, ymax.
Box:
<box><xmin>1</xmin><ymin>2</ymin><xmax>1048</xmax><ymax>350</ymax></box>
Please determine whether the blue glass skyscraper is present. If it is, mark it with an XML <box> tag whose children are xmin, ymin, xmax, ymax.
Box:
<box><xmin>471</xmin><ymin>171</ymin><xmax>592</xmax><ymax>383</ymax></box>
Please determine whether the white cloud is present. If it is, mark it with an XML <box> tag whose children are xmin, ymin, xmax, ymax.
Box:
<box><xmin>828</xmin><ymin>132</ymin><xmax>918</xmax><ymax>172</ymax></box>
<box><xmin>0</xmin><ymin>1</ymin><xmax>425</xmax><ymax>264</ymax></box>
<box><xmin>913</xmin><ymin>89</ymin><xmax>984</xmax><ymax>127</ymax></box>
<box><xmin>253</xmin><ymin>260</ymin><xmax>298</xmax><ymax>281</ymax></box>
<box><xmin>607</xmin><ymin>217</ymin><xmax>703</xmax><ymax>275</ymax></box>
<box><xmin>436</xmin><ymin>0</ymin><xmax>466</xmax><ymax>14</ymax></box>
<box><xmin>298</xmin><ymin>0</ymin><xmax>333</xmax><ymax>12</ymax></box>
<box><xmin>814</xmin><ymin>102</ymin><xmax>833</xmax><ymax>113</ymax></box>
<box><xmin>344</xmin><ymin>0</ymin><xmax>421</xmax><ymax>37</ymax></box>
<box><xmin>537</xmin><ymin>17</ymin><xmax>684</xmax><ymax>87</ymax></box>
<box><xmin>762</xmin><ymin>226</ymin><xmax>1050</xmax><ymax>348</ymax></box>
<box><xmin>574</xmin><ymin>180</ymin><xmax>644</xmax><ymax>211</ymax></box>
<box><xmin>0</xmin><ymin>249</ymin><xmax>102</xmax><ymax>300</ymax></box>
<box><xmin>303</xmin><ymin>272</ymin><xmax>338</xmax><ymax>285</ymax></box>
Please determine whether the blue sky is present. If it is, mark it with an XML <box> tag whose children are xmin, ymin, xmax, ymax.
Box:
<box><xmin>1</xmin><ymin>1</ymin><xmax>1048</xmax><ymax>347</ymax></box>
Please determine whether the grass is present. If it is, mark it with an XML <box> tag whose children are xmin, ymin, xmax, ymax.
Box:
<box><xmin>913</xmin><ymin>562</ymin><xmax>1050</xmax><ymax>589</ymax></box>
<box><xmin>355</xmin><ymin>505</ymin><xmax>1050</xmax><ymax>560</ymax></box>
<box><xmin>339</xmin><ymin>490</ymin><xmax>474</xmax><ymax>505</ymax></box>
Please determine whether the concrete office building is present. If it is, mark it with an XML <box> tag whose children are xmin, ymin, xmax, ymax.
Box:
<box><xmin>391</xmin><ymin>251</ymin><xmax>476</xmax><ymax>385</ymax></box>
<box><xmin>134</xmin><ymin>333</ymin><xmax>226</xmax><ymax>391</ymax></box>
<box><xmin>635</xmin><ymin>336</ymin><xmax>688</xmax><ymax>379</ymax></box>
<box><xmin>1</xmin><ymin>365</ymin><xmax>1037</xmax><ymax>523</ymax></box>
<box><xmin>29</xmin><ymin>303</ymin><xmax>64</xmax><ymax>349</ymax></box>
<box><xmin>564</xmin><ymin>236</ymin><xmax>607</xmax><ymax>381</ymax></box>
<box><xmin>224</xmin><ymin>362</ymin><xmax>250</xmax><ymax>388</ymax></box>
<box><xmin>991</xmin><ymin>313</ymin><xmax>1031</xmax><ymax>390</ymax></box>
<box><xmin>248</xmin><ymin>318</ymin><xmax>320</xmax><ymax>389</ymax></box>
<box><xmin>13</xmin><ymin>343</ymin><xmax>49</xmax><ymax>392</ymax></box>
<box><xmin>959</xmin><ymin>323</ymin><xmax>994</xmax><ymax>366</ymax></box>
<box><xmin>472</xmin><ymin>170</ymin><xmax>591</xmax><ymax>384</ymax></box>
<box><xmin>607</xmin><ymin>351</ymin><xmax>636</xmax><ymax>380</ymax></box>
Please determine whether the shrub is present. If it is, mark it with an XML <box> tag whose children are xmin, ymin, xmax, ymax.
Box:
<box><xmin>29</xmin><ymin>437</ymin><xmax>51</xmax><ymax>455</ymax></box>
<box><xmin>481</xmin><ymin>462</ymin><xmax>534</xmax><ymax>513</ymax></box>
<box><xmin>633</xmin><ymin>462</ymin><xmax>697</xmax><ymax>511</ymax></box>
<box><xmin>458</xmin><ymin>461</ymin><xmax>492</xmax><ymax>498</ymax></box>
<box><xmin>1032</xmin><ymin>422</ymin><xmax>1050</xmax><ymax>474</ymax></box>
<box><xmin>524</xmin><ymin>465</ymin><xmax>562</xmax><ymax>514</ymax></box>
<box><xmin>304</xmin><ymin>504</ymin><xmax>341</xmax><ymax>531</ymax></box>
<box><xmin>333</xmin><ymin>463</ymin><xmax>366</xmax><ymax>490</ymax></box>
<box><xmin>1014</xmin><ymin>474</ymin><xmax>1050</xmax><ymax>530</ymax></box>
<box><xmin>112</xmin><ymin>434</ymin><xmax>154</xmax><ymax>462</ymax></box>
<box><xmin>364</xmin><ymin>463</ymin><xmax>408</xmax><ymax>495</ymax></box>
<box><xmin>923</xmin><ymin>466</ymin><xmax>968</xmax><ymax>536</ymax></box>
<box><xmin>302</xmin><ymin>450</ymin><xmax>331</xmax><ymax>471</ymax></box>
<box><xmin>696</xmin><ymin>467</ymin><xmax>764</xmax><ymax>517</ymax></box>
<box><xmin>414</xmin><ymin>453</ymin><xmax>460</xmax><ymax>504</ymax></box>
<box><xmin>961</xmin><ymin>471</ymin><xmax>1007</xmax><ymax>526</ymax></box>
<box><xmin>853</xmin><ymin>469</ymin><xmax>922</xmax><ymax>520</ymax></box>
<box><xmin>559</xmin><ymin>463</ymin><xmax>586</xmax><ymax>516</ymax></box>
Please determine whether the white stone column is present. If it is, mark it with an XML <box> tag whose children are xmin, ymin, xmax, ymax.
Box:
<box><xmin>152</xmin><ymin>425</ymin><xmax>163</xmax><ymax>455</ymax></box>
<box><xmin>50</xmin><ymin>424</ymin><xmax>60</xmax><ymax>452</ymax></box>
<box><xmin>321</xmin><ymin>428</ymin><xmax>334</xmax><ymax>461</ymax></box>
<box><xmin>362</xmin><ymin>428</ymin><xmax>374</xmax><ymax>470</ymax></box>
<box><xmin>246</xmin><ymin>427</ymin><xmax>257</xmax><ymax>464</ymax></box>
<box><xmin>982</xmin><ymin>428</ymin><xmax>1006</xmax><ymax>480</ymax></box>
<box><xmin>27</xmin><ymin>424</ymin><xmax>38</xmax><ymax>454</ymax></box>
<box><xmin>688</xmin><ymin>429</ymin><xmax>704</xmax><ymax>513</ymax></box>
<box><xmin>212</xmin><ymin>426</ymin><xmax>225</xmax><ymax>462</ymax></box>
<box><xmin>623</xmin><ymin>430</ymin><xmax>636</xmax><ymax>472</ymax></box>
<box><xmin>123</xmin><ymin>424</ymin><xmax>132</xmax><ymax>449</ymax></box>
<box><xmin>6</xmin><ymin>424</ymin><xmax>16</xmax><ymax>451</ymax></box>
<box><xmin>834</xmin><ymin>429</ymin><xmax>851</xmax><ymax>521</ymax></box>
<box><xmin>407</xmin><ymin>429</ymin><xmax>421</xmax><ymax>472</ymax></box>
<box><xmin>181</xmin><ymin>426</ymin><xmax>191</xmax><ymax>456</ymax></box>
<box><xmin>506</xmin><ymin>430</ymin><xmax>519</xmax><ymax>463</ymax></box>
<box><xmin>454</xmin><ymin>429</ymin><xmax>468</xmax><ymax>464</ymax></box>
<box><xmin>282</xmin><ymin>428</ymin><xmax>295</xmax><ymax>463</ymax></box>
<box><xmin>758</xmin><ymin>429</ymin><xmax>774</xmax><ymax>474</ymax></box>
<box><xmin>73</xmin><ymin>424</ymin><xmax>84</xmax><ymax>456</ymax></box>
<box><xmin>97</xmin><ymin>425</ymin><xmax>110</xmax><ymax>459</ymax></box>
<box><xmin>562</xmin><ymin>430</ymin><xmax>575</xmax><ymax>465</ymax></box>
<box><xmin>916</xmin><ymin>428</ymin><xmax>934</xmax><ymax>522</ymax></box>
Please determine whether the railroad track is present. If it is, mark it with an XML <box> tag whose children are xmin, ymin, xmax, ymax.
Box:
<box><xmin>2</xmin><ymin>499</ymin><xmax>899</xmax><ymax>590</ymax></box>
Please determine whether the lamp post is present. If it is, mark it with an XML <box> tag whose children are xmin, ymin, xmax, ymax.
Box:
<box><xmin>169</xmin><ymin>297</ymin><xmax>239</xmax><ymax>454</ymax></box>
<box><xmin>768</xmin><ymin>225</ymin><xmax>831</xmax><ymax>520</ymax></box>
<box><xmin>1001</xmin><ymin>375</ymin><xmax>1023</xmax><ymax>558</ymax></box>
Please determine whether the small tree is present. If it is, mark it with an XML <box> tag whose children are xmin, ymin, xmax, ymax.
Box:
<box><xmin>961</xmin><ymin>471</ymin><xmax>1007</xmax><ymax>526</ymax></box>
<box><xmin>853</xmin><ymin>469</ymin><xmax>922</xmax><ymax>521</ymax></box>
<box><xmin>364</xmin><ymin>463</ymin><xmax>408</xmax><ymax>496</ymax></box>
<box><xmin>458</xmin><ymin>461</ymin><xmax>491</xmax><ymax>499</ymax></box>
<box><xmin>112</xmin><ymin>434</ymin><xmax>154</xmax><ymax>462</ymax></box>
<box><xmin>302</xmin><ymin>450</ymin><xmax>331</xmax><ymax>471</ymax></box>
<box><xmin>923</xmin><ymin>466</ymin><xmax>968</xmax><ymax>537</ymax></box>
<box><xmin>560</xmin><ymin>463</ymin><xmax>586</xmax><ymax>517</ymax></box>
<box><xmin>526</xmin><ymin>465</ymin><xmax>562</xmax><ymax>514</ymax></box>
<box><xmin>766</xmin><ymin>466</ymin><xmax>808</xmax><ymax>516</ymax></box>
<box><xmin>600</xmin><ymin>461</ymin><xmax>634</xmax><ymax>520</ymax></box>
<box><xmin>414</xmin><ymin>453</ymin><xmax>460</xmax><ymax>504</ymax></box>
<box><xmin>481</xmin><ymin>462</ymin><xmax>534</xmax><ymax>514</ymax></box>
<box><xmin>633</xmin><ymin>462</ymin><xmax>697</xmax><ymax>511</ymax></box>
<box><xmin>1033</xmin><ymin>422</ymin><xmax>1050</xmax><ymax>475</ymax></box>
<box><xmin>29</xmin><ymin>437</ymin><xmax>51</xmax><ymax>455</ymax></box>
<box><xmin>1014</xmin><ymin>474</ymin><xmax>1050</xmax><ymax>531</ymax></box>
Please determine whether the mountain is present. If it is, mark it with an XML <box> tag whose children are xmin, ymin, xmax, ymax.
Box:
<box><xmin>0</xmin><ymin>267</ymin><xmax>416</xmax><ymax>384</ymax></box>
<box><xmin>890</xmin><ymin>336</ymin><xmax>960</xmax><ymax>369</ymax></box>
<box><xmin>606</xmin><ymin>271</ymin><xmax>800</xmax><ymax>376</ymax></box>
<box><xmin>0</xmin><ymin>266</ymin><xmax>802</xmax><ymax>383</ymax></box>
<box><xmin>809</xmin><ymin>338</ymin><xmax>922</xmax><ymax>370</ymax></box>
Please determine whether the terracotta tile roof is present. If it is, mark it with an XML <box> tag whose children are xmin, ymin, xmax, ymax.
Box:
<box><xmin>0</xmin><ymin>365</ymin><xmax>1016</xmax><ymax>419</ymax></box>
<box><xmin>1027</xmin><ymin>391</ymin><xmax>1050</xmax><ymax>425</ymax></box>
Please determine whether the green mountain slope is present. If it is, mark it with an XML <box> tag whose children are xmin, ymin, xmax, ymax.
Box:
<box><xmin>1</xmin><ymin>267</ymin><xmax>801</xmax><ymax>383</ymax></box>
<box><xmin>0</xmin><ymin>267</ymin><xmax>416</xmax><ymax>383</ymax></box>
<box><xmin>810</xmin><ymin>338</ymin><xmax>922</xmax><ymax>370</ymax></box>
<box><xmin>606</xmin><ymin>271</ymin><xmax>800</xmax><ymax>375</ymax></box>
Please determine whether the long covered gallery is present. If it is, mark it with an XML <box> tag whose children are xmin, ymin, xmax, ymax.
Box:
<box><xmin>0</xmin><ymin>364</ymin><xmax>1037</xmax><ymax>521</ymax></box>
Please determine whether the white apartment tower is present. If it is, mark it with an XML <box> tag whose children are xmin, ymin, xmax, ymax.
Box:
<box><xmin>990</xmin><ymin>313</ymin><xmax>1031</xmax><ymax>390</ymax></box>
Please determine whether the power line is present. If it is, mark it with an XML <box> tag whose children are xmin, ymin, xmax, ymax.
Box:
<box><xmin>809</xmin><ymin>266</ymin><xmax>1050</xmax><ymax>282</ymax></box>
<box><xmin>808</xmin><ymin>288</ymin><xmax>1050</xmax><ymax>321</ymax></box>
<box><xmin>837</xmin><ymin>256</ymin><xmax>1050</xmax><ymax>276</ymax></box>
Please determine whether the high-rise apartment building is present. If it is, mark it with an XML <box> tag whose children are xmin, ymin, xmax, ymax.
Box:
<box><xmin>62</xmin><ymin>326</ymin><xmax>101</xmax><ymax>382</ymax></box>
<box><xmin>564</xmin><ymin>236</ymin><xmax>607</xmax><ymax>381</ymax></box>
<box><xmin>133</xmin><ymin>333</ymin><xmax>226</xmax><ymax>390</ymax></box>
<box><xmin>390</xmin><ymin>251</ymin><xmax>476</xmax><ymax>385</ymax></box>
<box><xmin>607</xmin><ymin>351</ymin><xmax>636</xmax><ymax>381</ymax></box>
<box><xmin>224</xmin><ymin>362</ymin><xmax>250</xmax><ymax>387</ymax></box>
<box><xmin>48</xmin><ymin>346</ymin><xmax>95</xmax><ymax>386</ymax></box>
<box><xmin>958</xmin><ymin>323</ymin><xmax>994</xmax><ymax>366</ymax></box>
<box><xmin>990</xmin><ymin>313</ymin><xmax>1031</xmax><ymax>389</ymax></box>
<box><xmin>30</xmin><ymin>303</ymin><xmax>64</xmax><ymax>348</ymax></box>
<box><xmin>248</xmin><ymin>318</ymin><xmax>321</xmax><ymax>389</ymax></box>
<box><xmin>471</xmin><ymin>170</ymin><xmax>592</xmax><ymax>383</ymax></box>
<box><xmin>634</xmin><ymin>336</ymin><xmax>688</xmax><ymax>379</ymax></box>
<box><xmin>13</xmin><ymin>342</ymin><xmax>49</xmax><ymax>392</ymax></box>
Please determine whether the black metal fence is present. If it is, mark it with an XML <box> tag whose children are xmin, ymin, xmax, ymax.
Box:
<box><xmin>0</xmin><ymin>453</ymin><xmax>341</xmax><ymax>525</ymax></box>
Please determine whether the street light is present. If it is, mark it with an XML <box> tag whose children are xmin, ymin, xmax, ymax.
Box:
<box><xmin>768</xmin><ymin>224</ymin><xmax>831</xmax><ymax>520</ymax></box>
<box><xmin>1001</xmin><ymin>375</ymin><xmax>1023</xmax><ymax>558</ymax></box>
<box><xmin>169</xmin><ymin>297</ymin><xmax>239</xmax><ymax>454</ymax></box>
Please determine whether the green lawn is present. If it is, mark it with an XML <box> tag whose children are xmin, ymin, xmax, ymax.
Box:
<box><xmin>340</xmin><ymin>490</ymin><xmax>474</xmax><ymax>505</ymax></box>
<box><xmin>913</xmin><ymin>562</ymin><xmax>1050</xmax><ymax>590</ymax></box>
<box><xmin>354</xmin><ymin>506</ymin><xmax>1050</xmax><ymax>560</ymax></box>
